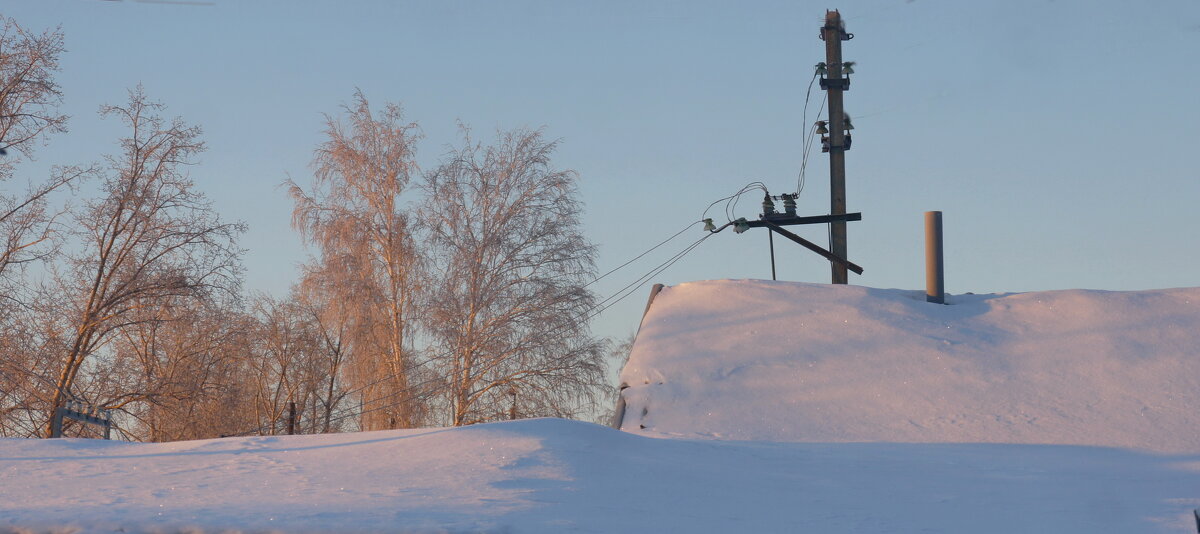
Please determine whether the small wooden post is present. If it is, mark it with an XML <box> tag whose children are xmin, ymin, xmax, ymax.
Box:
<box><xmin>508</xmin><ymin>387</ymin><xmax>518</xmax><ymax>421</ymax></box>
<box><xmin>287</xmin><ymin>401</ymin><xmax>296</xmax><ymax>435</ymax></box>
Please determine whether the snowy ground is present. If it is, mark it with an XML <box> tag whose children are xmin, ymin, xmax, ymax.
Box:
<box><xmin>3</xmin><ymin>419</ymin><xmax>1199</xmax><ymax>533</ymax></box>
<box><xmin>4</xmin><ymin>281</ymin><xmax>1200</xmax><ymax>533</ymax></box>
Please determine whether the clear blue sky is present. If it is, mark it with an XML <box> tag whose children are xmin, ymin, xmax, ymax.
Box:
<box><xmin>6</xmin><ymin>0</ymin><xmax>1200</xmax><ymax>344</ymax></box>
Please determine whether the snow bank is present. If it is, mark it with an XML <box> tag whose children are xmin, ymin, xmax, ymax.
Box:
<box><xmin>3</xmin><ymin>419</ymin><xmax>1199</xmax><ymax>533</ymax></box>
<box><xmin>619</xmin><ymin>280</ymin><xmax>1200</xmax><ymax>452</ymax></box>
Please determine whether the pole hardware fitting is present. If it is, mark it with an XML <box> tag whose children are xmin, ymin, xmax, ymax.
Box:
<box><xmin>819</xmin><ymin>78</ymin><xmax>850</xmax><ymax>91</ymax></box>
<box><xmin>821</xmin><ymin>137</ymin><xmax>851</xmax><ymax>154</ymax></box>
<box><xmin>818</xmin><ymin>29</ymin><xmax>853</xmax><ymax>41</ymax></box>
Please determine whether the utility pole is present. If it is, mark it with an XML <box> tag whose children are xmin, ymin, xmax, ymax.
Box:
<box><xmin>821</xmin><ymin>10</ymin><xmax>852</xmax><ymax>284</ymax></box>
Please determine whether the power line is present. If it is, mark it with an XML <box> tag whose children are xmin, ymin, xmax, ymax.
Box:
<box><xmin>587</xmin><ymin>232</ymin><xmax>713</xmax><ymax>321</ymax></box>
<box><xmin>585</xmin><ymin>220</ymin><xmax>703</xmax><ymax>288</ymax></box>
<box><xmin>797</xmin><ymin>92</ymin><xmax>828</xmax><ymax>196</ymax></box>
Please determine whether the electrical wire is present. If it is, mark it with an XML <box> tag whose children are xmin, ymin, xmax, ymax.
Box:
<box><xmin>797</xmin><ymin>92</ymin><xmax>828</xmax><ymax>196</ymax></box>
<box><xmin>587</xmin><ymin>232</ymin><xmax>713</xmax><ymax>320</ymax></box>
<box><xmin>701</xmin><ymin>182</ymin><xmax>766</xmax><ymax>224</ymax></box>
<box><xmin>728</xmin><ymin>183</ymin><xmax>765</xmax><ymax>221</ymax></box>
<box><xmin>585</xmin><ymin>220</ymin><xmax>703</xmax><ymax>289</ymax></box>
<box><xmin>800</xmin><ymin>70</ymin><xmax>819</xmax><ymax>154</ymax></box>
<box><xmin>586</xmin><ymin>233</ymin><xmax>713</xmax><ymax>321</ymax></box>
<box><xmin>796</xmin><ymin>69</ymin><xmax>820</xmax><ymax>196</ymax></box>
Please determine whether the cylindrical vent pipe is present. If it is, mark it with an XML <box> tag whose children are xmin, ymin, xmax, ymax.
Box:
<box><xmin>925</xmin><ymin>211</ymin><xmax>944</xmax><ymax>304</ymax></box>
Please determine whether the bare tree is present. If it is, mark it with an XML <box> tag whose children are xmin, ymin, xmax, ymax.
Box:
<box><xmin>44</xmin><ymin>88</ymin><xmax>244</xmax><ymax>437</ymax></box>
<box><xmin>287</xmin><ymin>91</ymin><xmax>425</xmax><ymax>429</ymax></box>
<box><xmin>419</xmin><ymin>128</ymin><xmax>607</xmax><ymax>426</ymax></box>
<box><xmin>0</xmin><ymin>17</ymin><xmax>80</xmax><ymax>437</ymax></box>
<box><xmin>97</xmin><ymin>296</ymin><xmax>255</xmax><ymax>441</ymax></box>
<box><xmin>0</xmin><ymin>16</ymin><xmax>67</xmax><ymax>160</ymax></box>
<box><xmin>245</xmin><ymin>293</ymin><xmax>318</xmax><ymax>435</ymax></box>
<box><xmin>292</xmin><ymin>271</ymin><xmax>361</xmax><ymax>433</ymax></box>
<box><xmin>0</xmin><ymin>16</ymin><xmax>80</xmax><ymax>300</ymax></box>
<box><xmin>0</xmin><ymin>290</ymin><xmax>64</xmax><ymax>437</ymax></box>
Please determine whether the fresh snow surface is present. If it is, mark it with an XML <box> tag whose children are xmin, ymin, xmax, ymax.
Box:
<box><xmin>620</xmin><ymin>280</ymin><xmax>1200</xmax><ymax>453</ymax></box>
<box><xmin>3</xmin><ymin>418</ymin><xmax>1199</xmax><ymax>533</ymax></box>
<box><xmin>5</xmin><ymin>281</ymin><xmax>1200</xmax><ymax>533</ymax></box>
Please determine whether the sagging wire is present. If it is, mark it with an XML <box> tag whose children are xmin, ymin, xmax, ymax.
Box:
<box><xmin>585</xmin><ymin>219</ymin><xmax>704</xmax><ymax>289</ymax></box>
<box><xmin>588</xmin><ymin>232</ymin><xmax>713</xmax><ymax>319</ymax></box>
<box><xmin>699</xmin><ymin>182</ymin><xmax>769</xmax><ymax>226</ymax></box>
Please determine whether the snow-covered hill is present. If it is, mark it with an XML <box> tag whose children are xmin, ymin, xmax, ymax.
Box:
<box><xmin>4</xmin><ymin>281</ymin><xmax>1200</xmax><ymax>533</ymax></box>
<box><xmin>619</xmin><ymin>280</ymin><xmax>1200</xmax><ymax>453</ymax></box>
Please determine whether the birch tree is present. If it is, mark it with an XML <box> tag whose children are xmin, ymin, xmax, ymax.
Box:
<box><xmin>419</xmin><ymin>128</ymin><xmax>606</xmax><ymax>426</ymax></box>
<box><xmin>44</xmin><ymin>88</ymin><xmax>244</xmax><ymax>437</ymax></box>
<box><xmin>287</xmin><ymin>91</ymin><xmax>425</xmax><ymax>429</ymax></box>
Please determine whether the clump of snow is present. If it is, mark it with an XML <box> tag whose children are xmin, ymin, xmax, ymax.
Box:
<box><xmin>3</xmin><ymin>418</ymin><xmax>1199</xmax><ymax>533</ymax></box>
<box><xmin>619</xmin><ymin>280</ymin><xmax>1200</xmax><ymax>453</ymax></box>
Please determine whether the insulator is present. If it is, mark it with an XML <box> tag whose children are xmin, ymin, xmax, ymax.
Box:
<box><xmin>762</xmin><ymin>194</ymin><xmax>777</xmax><ymax>217</ymax></box>
<box><xmin>733</xmin><ymin>218</ymin><xmax>750</xmax><ymax>234</ymax></box>
<box><xmin>782</xmin><ymin>194</ymin><xmax>797</xmax><ymax>216</ymax></box>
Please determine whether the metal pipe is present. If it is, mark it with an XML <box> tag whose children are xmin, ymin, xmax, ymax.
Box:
<box><xmin>925</xmin><ymin>211</ymin><xmax>944</xmax><ymax>304</ymax></box>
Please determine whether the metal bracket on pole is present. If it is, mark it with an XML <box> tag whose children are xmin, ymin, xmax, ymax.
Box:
<box><xmin>819</xmin><ymin>78</ymin><xmax>850</xmax><ymax>91</ymax></box>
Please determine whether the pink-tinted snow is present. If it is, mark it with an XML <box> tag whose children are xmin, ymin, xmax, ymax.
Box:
<box><xmin>620</xmin><ymin>280</ymin><xmax>1200</xmax><ymax>453</ymax></box>
<box><xmin>2</xmin><ymin>419</ymin><xmax>1199</xmax><ymax>533</ymax></box>
<box><xmin>4</xmin><ymin>281</ymin><xmax>1200</xmax><ymax>533</ymax></box>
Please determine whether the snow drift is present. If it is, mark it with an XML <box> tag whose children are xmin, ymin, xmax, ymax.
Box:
<box><xmin>618</xmin><ymin>280</ymin><xmax>1200</xmax><ymax>453</ymax></box>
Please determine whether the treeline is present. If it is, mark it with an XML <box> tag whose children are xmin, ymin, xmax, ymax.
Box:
<box><xmin>0</xmin><ymin>17</ymin><xmax>609</xmax><ymax>440</ymax></box>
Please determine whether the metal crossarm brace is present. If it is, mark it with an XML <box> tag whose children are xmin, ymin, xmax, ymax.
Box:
<box><xmin>759</xmin><ymin>220</ymin><xmax>864</xmax><ymax>275</ymax></box>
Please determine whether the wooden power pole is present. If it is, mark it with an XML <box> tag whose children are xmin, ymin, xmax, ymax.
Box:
<box><xmin>821</xmin><ymin>10</ymin><xmax>852</xmax><ymax>284</ymax></box>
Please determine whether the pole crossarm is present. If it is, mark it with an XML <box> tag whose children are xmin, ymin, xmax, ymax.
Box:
<box><xmin>746</xmin><ymin>212</ymin><xmax>861</xmax><ymax>228</ymax></box>
<box><xmin>759</xmin><ymin>220</ymin><xmax>864</xmax><ymax>275</ymax></box>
